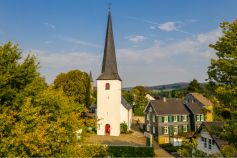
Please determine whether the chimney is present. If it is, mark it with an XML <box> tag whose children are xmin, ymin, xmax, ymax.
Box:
<box><xmin>163</xmin><ymin>97</ymin><xmax>166</xmax><ymax>102</ymax></box>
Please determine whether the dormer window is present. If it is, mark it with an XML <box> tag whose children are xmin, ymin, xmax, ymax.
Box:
<box><xmin>105</xmin><ymin>83</ymin><xmax>110</xmax><ymax>90</ymax></box>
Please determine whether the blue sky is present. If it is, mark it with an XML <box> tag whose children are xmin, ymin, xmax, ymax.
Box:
<box><xmin>0</xmin><ymin>0</ymin><xmax>237</xmax><ymax>87</ymax></box>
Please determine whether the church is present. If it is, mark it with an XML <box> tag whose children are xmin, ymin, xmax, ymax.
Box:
<box><xmin>96</xmin><ymin>10</ymin><xmax>133</xmax><ymax>136</ymax></box>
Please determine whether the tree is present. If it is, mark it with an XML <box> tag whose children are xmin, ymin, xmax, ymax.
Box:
<box><xmin>207</xmin><ymin>20</ymin><xmax>237</xmax><ymax>151</ymax></box>
<box><xmin>187</xmin><ymin>79</ymin><xmax>203</xmax><ymax>93</ymax></box>
<box><xmin>131</xmin><ymin>86</ymin><xmax>148</xmax><ymax>116</ymax></box>
<box><xmin>53</xmin><ymin>70</ymin><xmax>91</xmax><ymax>107</ymax></box>
<box><xmin>0</xmin><ymin>42</ymin><xmax>87</xmax><ymax>156</ymax></box>
<box><xmin>208</xmin><ymin>20</ymin><xmax>237</xmax><ymax>118</ymax></box>
<box><xmin>0</xmin><ymin>42</ymin><xmax>39</xmax><ymax>107</ymax></box>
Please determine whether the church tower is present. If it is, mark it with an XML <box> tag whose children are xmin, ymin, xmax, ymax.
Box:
<box><xmin>97</xmin><ymin>10</ymin><xmax>122</xmax><ymax>136</ymax></box>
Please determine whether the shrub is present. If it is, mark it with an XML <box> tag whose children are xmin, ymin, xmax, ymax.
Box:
<box><xmin>120</xmin><ymin>122</ymin><xmax>128</xmax><ymax>133</ymax></box>
<box><xmin>108</xmin><ymin>146</ymin><xmax>154</xmax><ymax>157</ymax></box>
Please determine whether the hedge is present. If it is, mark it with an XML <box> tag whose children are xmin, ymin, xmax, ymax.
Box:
<box><xmin>107</xmin><ymin>146</ymin><xmax>154</xmax><ymax>157</ymax></box>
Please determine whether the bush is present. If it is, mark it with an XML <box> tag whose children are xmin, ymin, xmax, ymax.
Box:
<box><xmin>160</xmin><ymin>143</ymin><xmax>181</xmax><ymax>152</ymax></box>
<box><xmin>108</xmin><ymin>146</ymin><xmax>154</xmax><ymax>157</ymax></box>
<box><xmin>120</xmin><ymin>122</ymin><xmax>128</xmax><ymax>133</ymax></box>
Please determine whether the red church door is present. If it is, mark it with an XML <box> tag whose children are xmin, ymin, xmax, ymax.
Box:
<box><xmin>105</xmin><ymin>124</ymin><xmax>110</xmax><ymax>135</ymax></box>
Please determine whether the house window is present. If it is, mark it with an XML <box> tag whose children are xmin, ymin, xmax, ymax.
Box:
<box><xmin>200</xmin><ymin>115</ymin><xmax>204</xmax><ymax>121</ymax></box>
<box><xmin>147</xmin><ymin>124</ymin><xmax>150</xmax><ymax>132</ymax></box>
<box><xmin>196</xmin><ymin>115</ymin><xmax>200</xmax><ymax>121</ymax></box>
<box><xmin>183</xmin><ymin>125</ymin><xmax>187</xmax><ymax>132</ymax></box>
<box><xmin>201</xmin><ymin>137</ymin><xmax>204</xmax><ymax>142</ymax></box>
<box><xmin>164</xmin><ymin>126</ymin><xmax>169</xmax><ymax>134</ymax></box>
<box><xmin>165</xmin><ymin>137</ymin><xmax>169</xmax><ymax>143</ymax></box>
<box><xmin>153</xmin><ymin>126</ymin><xmax>156</xmax><ymax>134</ymax></box>
<box><xmin>173</xmin><ymin>115</ymin><xmax>177</xmax><ymax>122</ymax></box>
<box><xmin>153</xmin><ymin>115</ymin><xmax>155</xmax><ymax>122</ymax></box>
<box><xmin>105</xmin><ymin>83</ymin><xmax>110</xmax><ymax>90</ymax></box>
<box><xmin>149</xmin><ymin>107</ymin><xmax>152</xmax><ymax>112</ymax></box>
<box><xmin>183</xmin><ymin>115</ymin><xmax>187</xmax><ymax>122</ymax></box>
<box><xmin>147</xmin><ymin>114</ymin><xmax>150</xmax><ymax>121</ymax></box>
<box><xmin>174</xmin><ymin>126</ymin><xmax>178</xmax><ymax>135</ymax></box>
<box><xmin>204</xmin><ymin>138</ymin><xmax>207</xmax><ymax>148</ymax></box>
<box><xmin>164</xmin><ymin>116</ymin><xmax>169</xmax><ymax>123</ymax></box>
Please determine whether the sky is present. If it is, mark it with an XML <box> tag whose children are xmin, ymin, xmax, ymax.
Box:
<box><xmin>0</xmin><ymin>0</ymin><xmax>237</xmax><ymax>87</ymax></box>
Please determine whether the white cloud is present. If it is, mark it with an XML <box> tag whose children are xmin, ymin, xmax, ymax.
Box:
<box><xmin>44</xmin><ymin>22</ymin><xmax>55</xmax><ymax>29</ymax></box>
<box><xmin>149</xmin><ymin>26</ymin><xmax>156</xmax><ymax>30</ymax></box>
<box><xmin>125</xmin><ymin>35</ymin><xmax>146</xmax><ymax>43</ymax></box>
<box><xmin>61</xmin><ymin>37</ymin><xmax>102</xmax><ymax>48</ymax></box>
<box><xmin>158</xmin><ymin>22</ymin><xmax>176</xmax><ymax>31</ymax></box>
<box><xmin>28</xmin><ymin>28</ymin><xmax>222</xmax><ymax>86</ymax></box>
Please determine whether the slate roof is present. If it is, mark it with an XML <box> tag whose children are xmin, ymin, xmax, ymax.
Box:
<box><xmin>193</xmin><ymin>121</ymin><xmax>228</xmax><ymax>150</ymax></box>
<box><xmin>89</xmin><ymin>71</ymin><xmax>93</xmax><ymax>81</ymax></box>
<box><xmin>149</xmin><ymin>99</ymin><xmax>189</xmax><ymax>115</ymax></box>
<box><xmin>185</xmin><ymin>102</ymin><xmax>203</xmax><ymax>114</ymax></box>
<box><xmin>190</xmin><ymin>93</ymin><xmax>213</xmax><ymax>107</ymax></box>
<box><xmin>121</xmin><ymin>97</ymin><xmax>132</xmax><ymax>110</ymax></box>
<box><xmin>97</xmin><ymin>10</ymin><xmax>121</xmax><ymax>81</ymax></box>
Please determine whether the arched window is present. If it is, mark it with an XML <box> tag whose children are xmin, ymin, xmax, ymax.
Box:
<box><xmin>105</xmin><ymin>83</ymin><xmax>110</xmax><ymax>90</ymax></box>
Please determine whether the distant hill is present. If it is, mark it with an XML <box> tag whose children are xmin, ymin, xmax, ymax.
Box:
<box><xmin>123</xmin><ymin>82</ymin><xmax>189</xmax><ymax>91</ymax></box>
<box><xmin>147</xmin><ymin>82</ymin><xmax>189</xmax><ymax>91</ymax></box>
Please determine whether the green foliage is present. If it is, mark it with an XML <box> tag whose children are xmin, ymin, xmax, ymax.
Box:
<box><xmin>177</xmin><ymin>138</ymin><xmax>207</xmax><ymax>157</ymax></box>
<box><xmin>53</xmin><ymin>70</ymin><xmax>91</xmax><ymax>107</ymax></box>
<box><xmin>207</xmin><ymin>20</ymin><xmax>237</xmax><ymax>149</ymax></box>
<box><xmin>122</xmin><ymin>90</ymin><xmax>134</xmax><ymax>105</ymax></box>
<box><xmin>63</xmin><ymin>144</ymin><xmax>108</xmax><ymax>157</ymax></box>
<box><xmin>160</xmin><ymin>143</ymin><xmax>181</xmax><ymax>152</ymax></box>
<box><xmin>208</xmin><ymin>20</ymin><xmax>237</xmax><ymax>116</ymax></box>
<box><xmin>107</xmin><ymin>146</ymin><xmax>154</xmax><ymax>157</ymax></box>
<box><xmin>0</xmin><ymin>42</ymin><xmax>87</xmax><ymax>157</ymax></box>
<box><xmin>0</xmin><ymin>41</ymin><xmax>39</xmax><ymax>107</ymax></box>
<box><xmin>132</xmin><ymin>86</ymin><xmax>148</xmax><ymax>116</ymax></box>
<box><xmin>120</xmin><ymin>122</ymin><xmax>128</xmax><ymax>133</ymax></box>
<box><xmin>187</xmin><ymin>79</ymin><xmax>203</xmax><ymax>93</ymax></box>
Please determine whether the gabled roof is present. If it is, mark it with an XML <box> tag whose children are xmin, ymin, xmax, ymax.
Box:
<box><xmin>146</xmin><ymin>99</ymin><xmax>189</xmax><ymax>115</ymax></box>
<box><xmin>121</xmin><ymin>97</ymin><xmax>132</xmax><ymax>110</ymax></box>
<box><xmin>190</xmin><ymin>93</ymin><xmax>213</xmax><ymax>107</ymax></box>
<box><xmin>193</xmin><ymin>121</ymin><xmax>228</xmax><ymax>150</ymax></box>
<box><xmin>185</xmin><ymin>102</ymin><xmax>203</xmax><ymax>114</ymax></box>
<box><xmin>97</xmin><ymin>10</ymin><xmax>121</xmax><ymax>81</ymax></box>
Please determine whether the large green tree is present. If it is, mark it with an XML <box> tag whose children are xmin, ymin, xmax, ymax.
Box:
<box><xmin>187</xmin><ymin>79</ymin><xmax>203</xmax><ymax>93</ymax></box>
<box><xmin>53</xmin><ymin>70</ymin><xmax>91</xmax><ymax>107</ymax></box>
<box><xmin>0</xmin><ymin>42</ymin><xmax>87</xmax><ymax>156</ymax></box>
<box><xmin>207</xmin><ymin>20</ymin><xmax>237</xmax><ymax>149</ymax></box>
<box><xmin>208</xmin><ymin>20</ymin><xmax>237</xmax><ymax>119</ymax></box>
<box><xmin>0</xmin><ymin>42</ymin><xmax>39</xmax><ymax>107</ymax></box>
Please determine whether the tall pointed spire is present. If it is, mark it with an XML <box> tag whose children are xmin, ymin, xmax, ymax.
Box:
<box><xmin>97</xmin><ymin>10</ymin><xmax>121</xmax><ymax>81</ymax></box>
<box><xmin>89</xmin><ymin>71</ymin><xmax>93</xmax><ymax>81</ymax></box>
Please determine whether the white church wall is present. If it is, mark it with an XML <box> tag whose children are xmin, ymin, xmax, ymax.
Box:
<box><xmin>97</xmin><ymin>80</ymin><xmax>121</xmax><ymax>136</ymax></box>
<box><xmin>120</xmin><ymin>104</ymin><xmax>129</xmax><ymax>129</ymax></box>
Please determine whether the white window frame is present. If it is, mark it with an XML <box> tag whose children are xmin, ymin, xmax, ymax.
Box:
<box><xmin>200</xmin><ymin>114</ymin><xmax>204</xmax><ymax>121</ymax></box>
<box><xmin>173</xmin><ymin>115</ymin><xmax>177</xmax><ymax>122</ymax></box>
<box><xmin>147</xmin><ymin>124</ymin><xmax>150</xmax><ymax>132</ymax></box>
<box><xmin>197</xmin><ymin>115</ymin><xmax>200</xmax><ymax>121</ymax></box>
<box><xmin>149</xmin><ymin>107</ymin><xmax>152</xmax><ymax>112</ymax></box>
<box><xmin>183</xmin><ymin>125</ymin><xmax>187</xmax><ymax>132</ymax></box>
<box><xmin>183</xmin><ymin>115</ymin><xmax>187</xmax><ymax>122</ymax></box>
<box><xmin>153</xmin><ymin>126</ymin><xmax>156</xmax><ymax>134</ymax></box>
<box><xmin>164</xmin><ymin>116</ymin><xmax>168</xmax><ymax>123</ymax></box>
<box><xmin>164</xmin><ymin>126</ymin><xmax>169</xmax><ymax>134</ymax></box>
<box><xmin>153</xmin><ymin>115</ymin><xmax>156</xmax><ymax>122</ymax></box>
<box><xmin>173</xmin><ymin>126</ymin><xmax>178</xmax><ymax>135</ymax></box>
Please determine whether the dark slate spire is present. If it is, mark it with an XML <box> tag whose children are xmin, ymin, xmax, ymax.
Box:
<box><xmin>89</xmin><ymin>71</ymin><xmax>93</xmax><ymax>81</ymax></box>
<box><xmin>97</xmin><ymin>10</ymin><xmax>121</xmax><ymax>81</ymax></box>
